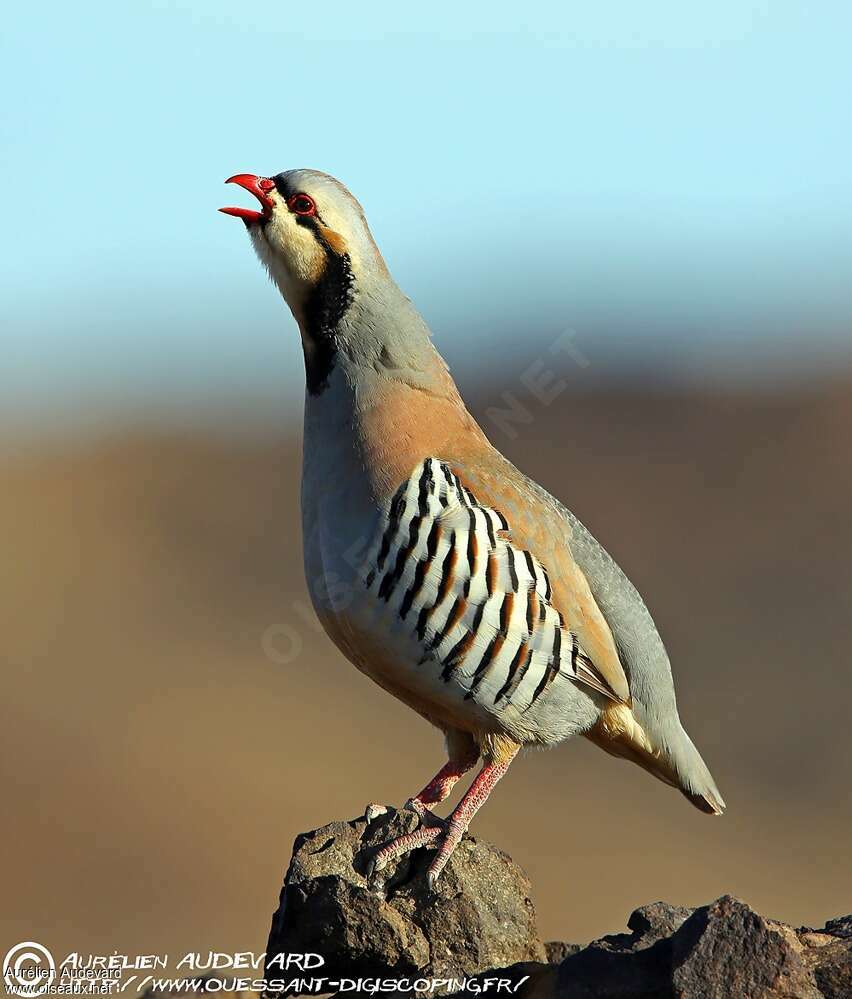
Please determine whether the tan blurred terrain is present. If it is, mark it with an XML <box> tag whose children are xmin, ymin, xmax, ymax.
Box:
<box><xmin>2</xmin><ymin>378</ymin><xmax>851</xmax><ymax>961</ymax></box>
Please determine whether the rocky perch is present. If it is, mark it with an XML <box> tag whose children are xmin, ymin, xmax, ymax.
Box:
<box><xmin>266</xmin><ymin>808</ymin><xmax>851</xmax><ymax>998</ymax></box>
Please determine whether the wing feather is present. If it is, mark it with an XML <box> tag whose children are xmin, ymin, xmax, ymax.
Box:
<box><xmin>362</xmin><ymin>458</ymin><xmax>630</xmax><ymax>712</ymax></box>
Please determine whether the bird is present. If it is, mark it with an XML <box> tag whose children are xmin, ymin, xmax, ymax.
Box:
<box><xmin>220</xmin><ymin>170</ymin><xmax>725</xmax><ymax>887</ymax></box>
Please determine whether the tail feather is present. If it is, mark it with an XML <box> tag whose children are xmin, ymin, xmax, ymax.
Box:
<box><xmin>673</xmin><ymin>727</ymin><xmax>726</xmax><ymax>815</ymax></box>
<box><xmin>586</xmin><ymin>703</ymin><xmax>725</xmax><ymax>815</ymax></box>
<box><xmin>684</xmin><ymin>786</ymin><xmax>725</xmax><ymax>816</ymax></box>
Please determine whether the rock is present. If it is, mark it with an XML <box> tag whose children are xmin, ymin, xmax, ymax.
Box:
<box><xmin>554</xmin><ymin>914</ymin><xmax>671</xmax><ymax>998</ymax></box>
<box><xmin>544</xmin><ymin>941</ymin><xmax>581</xmax><ymax>964</ymax></box>
<box><xmin>264</xmin><ymin>811</ymin><xmax>850</xmax><ymax>999</ymax></box>
<box><xmin>545</xmin><ymin>900</ymin><xmax>692</xmax><ymax>997</ymax></box>
<box><xmin>265</xmin><ymin>807</ymin><xmax>545</xmax><ymax>995</ymax></box>
<box><xmin>551</xmin><ymin>896</ymin><xmax>851</xmax><ymax>998</ymax></box>
<box><xmin>800</xmin><ymin>916</ymin><xmax>852</xmax><ymax>999</ymax></box>
<box><xmin>627</xmin><ymin>902</ymin><xmax>693</xmax><ymax>945</ymax></box>
<box><xmin>669</xmin><ymin>896</ymin><xmax>821</xmax><ymax>999</ymax></box>
<box><xmin>820</xmin><ymin>915</ymin><xmax>852</xmax><ymax>940</ymax></box>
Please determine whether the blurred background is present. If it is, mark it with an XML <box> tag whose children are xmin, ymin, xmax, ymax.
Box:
<box><xmin>2</xmin><ymin>0</ymin><xmax>851</xmax><ymax>965</ymax></box>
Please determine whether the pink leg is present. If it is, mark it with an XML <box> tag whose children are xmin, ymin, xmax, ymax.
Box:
<box><xmin>407</xmin><ymin>751</ymin><xmax>479</xmax><ymax>816</ymax></box>
<box><xmin>426</xmin><ymin>751</ymin><xmax>516</xmax><ymax>887</ymax></box>
<box><xmin>369</xmin><ymin>742</ymin><xmax>479</xmax><ymax>876</ymax></box>
<box><xmin>371</xmin><ymin>745</ymin><xmax>518</xmax><ymax>887</ymax></box>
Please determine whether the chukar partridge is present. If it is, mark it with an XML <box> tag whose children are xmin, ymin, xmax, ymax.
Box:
<box><xmin>221</xmin><ymin>170</ymin><xmax>725</xmax><ymax>886</ymax></box>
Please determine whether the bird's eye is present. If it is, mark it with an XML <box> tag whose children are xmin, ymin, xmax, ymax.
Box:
<box><xmin>288</xmin><ymin>193</ymin><xmax>317</xmax><ymax>217</ymax></box>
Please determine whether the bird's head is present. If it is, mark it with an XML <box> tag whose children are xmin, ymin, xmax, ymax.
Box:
<box><xmin>220</xmin><ymin>169</ymin><xmax>383</xmax><ymax>331</ymax></box>
<box><xmin>221</xmin><ymin>168</ymin><xmax>449</xmax><ymax>399</ymax></box>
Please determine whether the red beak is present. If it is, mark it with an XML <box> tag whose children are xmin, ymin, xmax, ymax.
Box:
<box><xmin>219</xmin><ymin>174</ymin><xmax>276</xmax><ymax>225</ymax></box>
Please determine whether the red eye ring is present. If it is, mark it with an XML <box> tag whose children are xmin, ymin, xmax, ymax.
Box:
<box><xmin>287</xmin><ymin>193</ymin><xmax>317</xmax><ymax>217</ymax></box>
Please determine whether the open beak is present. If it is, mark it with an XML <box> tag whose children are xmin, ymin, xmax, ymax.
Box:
<box><xmin>219</xmin><ymin>174</ymin><xmax>276</xmax><ymax>225</ymax></box>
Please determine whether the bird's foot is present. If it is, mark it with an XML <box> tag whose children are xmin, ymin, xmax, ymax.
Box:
<box><xmin>368</xmin><ymin>807</ymin><xmax>467</xmax><ymax>886</ymax></box>
<box><xmin>367</xmin><ymin>751</ymin><xmax>516</xmax><ymax>888</ymax></box>
<box><xmin>368</xmin><ymin>820</ymin><xmax>444</xmax><ymax>878</ymax></box>
<box><xmin>403</xmin><ymin>796</ymin><xmax>445</xmax><ymax>826</ymax></box>
<box><xmin>425</xmin><ymin>816</ymin><xmax>466</xmax><ymax>887</ymax></box>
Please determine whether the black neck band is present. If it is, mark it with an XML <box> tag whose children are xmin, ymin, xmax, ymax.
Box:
<box><xmin>299</xmin><ymin>222</ymin><xmax>354</xmax><ymax>395</ymax></box>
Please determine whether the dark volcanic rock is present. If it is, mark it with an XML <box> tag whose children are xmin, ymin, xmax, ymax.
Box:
<box><xmin>799</xmin><ymin>916</ymin><xmax>852</xmax><ymax>999</ymax></box>
<box><xmin>820</xmin><ymin>915</ymin><xmax>852</xmax><ymax>940</ymax></box>
<box><xmin>266</xmin><ymin>807</ymin><xmax>545</xmax><ymax>994</ymax></box>
<box><xmin>544</xmin><ymin>941</ymin><xmax>581</xmax><ymax>964</ymax></box>
<box><xmin>627</xmin><ymin>902</ymin><xmax>693</xmax><ymax>945</ymax></box>
<box><xmin>669</xmin><ymin>896</ymin><xmax>821</xmax><ymax>999</ymax></box>
<box><xmin>550</xmin><ymin>896</ymin><xmax>851</xmax><ymax>999</ymax></box>
<box><xmin>547</xmin><ymin>900</ymin><xmax>692</xmax><ymax>997</ymax></box>
<box><xmin>265</xmin><ymin>812</ymin><xmax>850</xmax><ymax>999</ymax></box>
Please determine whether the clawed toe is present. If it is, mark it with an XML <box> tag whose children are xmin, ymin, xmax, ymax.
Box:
<box><xmin>364</xmin><ymin>751</ymin><xmax>505</xmax><ymax>889</ymax></box>
<box><xmin>403</xmin><ymin>798</ymin><xmax>446</xmax><ymax>827</ymax></box>
<box><xmin>369</xmin><ymin>821</ymin><xmax>444</xmax><ymax>876</ymax></box>
<box><xmin>364</xmin><ymin>803</ymin><xmax>389</xmax><ymax>823</ymax></box>
<box><xmin>425</xmin><ymin>817</ymin><xmax>464</xmax><ymax>886</ymax></box>
<box><xmin>367</xmin><ymin>812</ymin><xmax>468</xmax><ymax>887</ymax></box>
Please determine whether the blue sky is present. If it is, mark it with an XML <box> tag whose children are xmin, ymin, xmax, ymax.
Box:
<box><xmin>3</xmin><ymin>2</ymin><xmax>852</xmax><ymax>430</ymax></box>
